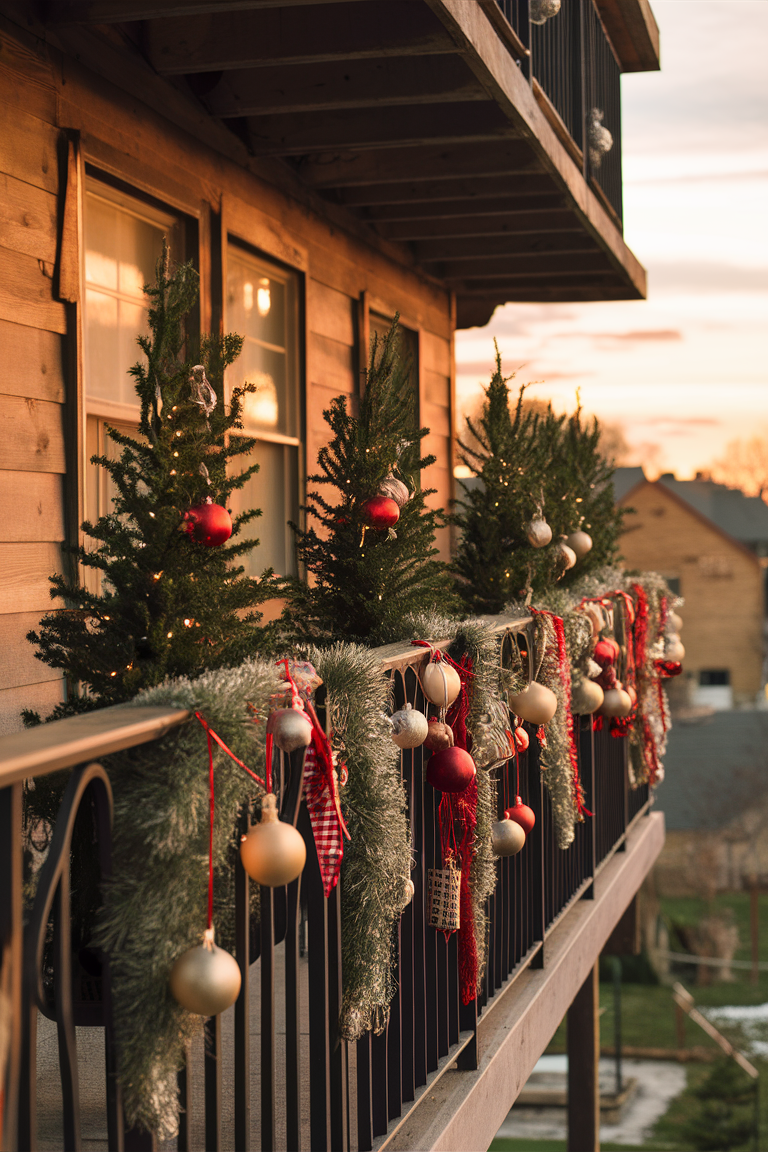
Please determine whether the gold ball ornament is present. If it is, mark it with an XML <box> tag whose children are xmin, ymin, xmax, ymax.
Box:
<box><xmin>402</xmin><ymin>877</ymin><xmax>415</xmax><ymax>905</ymax></box>
<box><xmin>491</xmin><ymin>818</ymin><xmax>526</xmax><ymax>857</ymax></box>
<box><xmin>665</xmin><ymin>635</ymin><xmax>685</xmax><ymax>662</ymax></box>
<box><xmin>240</xmin><ymin>793</ymin><xmax>306</xmax><ymax>887</ymax></box>
<box><xmin>266</xmin><ymin>707</ymin><xmax>313</xmax><ymax>753</ymax></box>
<box><xmin>566</xmin><ymin>530</ymin><xmax>593</xmax><ymax>561</ymax></box>
<box><xmin>509</xmin><ymin>681</ymin><xmax>558</xmax><ymax>726</ymax></box>
<box><xmin>526</xmin><ymin>517</ymin><xmax>552</xmax><ymax>548</ymax></box>
<box><xmin>552</xmin><ymin>540</ymin><xmax>577</xmax><ymax>571</ymax></box>
<box><xmin>422</xmin><ymin>661</ymin><xmax>461</xmax><ymax>709</ymax></box>
<box><xmin>600</xmin><ymin>686</ymin><xmax>632</xmax><ymax>718</ymax></box>
<box><xmin>390</xmin><ymin>703</ymin><xmax>429</xmax><ymax>749</ymax></box>
<box><xmin>169</xmin><ymin>928</ymin><xmax>241</xmax><ymax>1016</ymax></box>
<box><xmin>571</xmin><ymin>677</ymin><xmax>604</xmax><ymax>715</ymax></box>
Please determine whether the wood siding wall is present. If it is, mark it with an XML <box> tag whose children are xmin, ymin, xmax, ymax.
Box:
<box><xmin>0</xmin><ymin>17</ymin><xmax>454</xmax><ymax>733</ymax></box>
<box><xmin>620</xmin><ymin>485</ymin><xmax>764</xmax><ymax>704</ymax></box>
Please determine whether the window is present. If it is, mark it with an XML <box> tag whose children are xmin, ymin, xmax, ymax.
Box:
<box><xmin>694</xmin><ymin>669</ymin><xmax>733</xmax><ymax>710</ymax></box>
<box><xmin>226</xmin><ymin>244</ymin><xmax>301</xmax><ymax>578</ymax></box>
<box><xmin>82</xmin><ymin>179</ymin><xmax>183</xmax><ymax>589</ymax></box>
<box><xmin>665</xmin><ymin>577</ymin><xmax>681</xmax><ymax>596</ymax></box>
<box><xmin>699</xmin><ymin>670</ymin><xmax>730</xmax><ymax>686</ymax></box>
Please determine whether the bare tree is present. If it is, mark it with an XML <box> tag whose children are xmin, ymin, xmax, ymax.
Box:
<box><xmin>708</xmin><ymin>435</ymin><xmax>768</xmax><ymax>500</ymax></box>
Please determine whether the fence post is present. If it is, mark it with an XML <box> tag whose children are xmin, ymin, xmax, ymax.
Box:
<box><xmin>0</xmin><ymin>782</ymin><xmax>22</xmax><ymax>1152</ymax></box>
<box><xmin>567</xmin><ymin>963</ymin><xmax>600</xmax><ymax>1152</ymax></box>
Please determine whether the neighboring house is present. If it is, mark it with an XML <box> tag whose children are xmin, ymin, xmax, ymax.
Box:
<box><xmin>653</xmin><ymin>711</ymin><xmax>768</xmax><ymax>896</ymax></box>
<box><xmin>615</xmin><ymin>469</ymin><xmax>768</xmax><ymax>708</ymax></box>
<box><xmin>0</xmin><ymin>4</ymin><xmax>663</xmax><ymax>1151</ymax></box>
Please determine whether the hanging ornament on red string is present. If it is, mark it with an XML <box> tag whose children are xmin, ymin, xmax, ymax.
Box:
<box><xmin>508</xmin><ymin>681</ymin><xmax>557</xmax><ymax>726</ymax></box>
<box><xmin>240</xmin><ymin>792</ymin><xmax>306</xmax><ymax>887</ymax></box>
<box><xmin>552</xmin><ymin>539</ymin><xmax>577</xmax><ymax>571</ymax></box>
<box><xmin>571</xmin><ymin>676</ymin><xmax>604</xmax><ymax>715</ymax></box>
<box><xmin>267</xmin><ymin>706</ymin><xmax>313</xmax><ymax>753</ymax></box>
<box><xmin>655</xmin><ymin>659</ymin><xmax>682</xmax><ymax>678</ymax></box>
<box><xmin>594</xmin><ymin>637</ymin><xmax>619</xmax><ymax>666</ymax></box>
<box><xmin>526</xmin><ymin>516</ymin><xmax>552</xmax><ymax>548</ymax></box>
<box><xmin>491</xmin><ymin>818</ymin><xmax>526</xmax><ymax>856</ymax></box>
<box><xmin>169</xmin><ymin>718</ymin><xmax>244</xmax><ymax>1016</ymax></box>
<box><xmin>184</xmin><ymin>498</ymin><xmax>232</xmax><ymax>547</ymax></box>
<box><xmin>423</xmin><ymin>718</ymin><xmax>455</xmax><ymax>752</ymax></box>
<box><xmin>426</xmin><ymin>746</ymin><xmax>476</xmax><ymax>792</ymax></box>
<box><xmin>506</xmin><ymin>797</ymin><xmax>536</xmax><ymax>836</ymax></box>
<box><xmin>566</xmin><ymin>530</ymin><xmax>593</xmax><ymax>561</ymax></box>
<box><xmin>422</xmin><ymin>656</ymin><xmax>462</xmax><ymax>709</ymax></box>
<box><xmin>360</xmin><ymin>495</ymin><xmax>399</xmax><ymax>529</ymax></box>
<box><xmin>600</xmin><ymin>684</ymin><xmax>633</xmax><ymax>718</ymax></box>
<box><xmin>378</xmin><ymin>472</ymin><xmax>410</xmax><ymax>508</ymax></box>
<box><xmin>513</xmin><ymin>726</ymin><xmax>529</xmax><ymax>752</ymax></box>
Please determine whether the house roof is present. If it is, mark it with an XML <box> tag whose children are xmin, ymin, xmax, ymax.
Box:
<box><xmin>613</xmin><ymin>468</ymin><xmax>768</xmax><ymax>554</ymax></box>
<box><xmin>655</xmin><ymin>711</ymin><xmax>768</xmax><ymax>831</ymax></box>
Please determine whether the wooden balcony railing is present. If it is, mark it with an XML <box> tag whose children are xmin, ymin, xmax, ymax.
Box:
<box><xmin>494</xmin><ymin>0</ymin><xmax>624</xmax><ymax>223</ymax></box>
<box><xmin>0</xmin><ymin>615</ymin><xmax>649</xmax><ymax>1151</ymax></box>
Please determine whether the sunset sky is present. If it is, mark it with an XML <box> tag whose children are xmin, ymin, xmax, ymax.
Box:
<box><xmin>455</xmin><ymin>1</ymin><xmax>768</xmax><ymax>479</ymax></box>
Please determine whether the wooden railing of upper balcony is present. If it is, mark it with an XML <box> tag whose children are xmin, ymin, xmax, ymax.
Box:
<box><xmin>491</xmin><ymin>0</ymin><xmax>624</xmax><ymax>224</ymax></box>
<box><xmin>0</xmin><ymin>616</ymin><xmax>650</xmax><ymax>1152</ymax></box>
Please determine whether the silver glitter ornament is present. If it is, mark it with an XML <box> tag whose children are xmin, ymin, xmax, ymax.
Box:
<box><xmin>267</xmin><ymin>707</ymin><xmax>313</xmax><ymax>753</ymax></box>
<box><xmin>378</xmin><ymin>473</ymin><xmax>410</xmax><ymax>508</ymax></box>
<box><xmin>390</xmin><ymin>703</ymin><xmax>429</xmax><ymax>749</ymax></box>
<box><xmin>526</xmin><ymin>518</ymin><xmax>552</xmax><ymax>548</ymax></box>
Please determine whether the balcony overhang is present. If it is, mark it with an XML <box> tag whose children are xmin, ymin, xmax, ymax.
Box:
<box><xmin>36</xmin><ymin>0</ymin><xmax>651</xmax><ymax>327</ymax></box>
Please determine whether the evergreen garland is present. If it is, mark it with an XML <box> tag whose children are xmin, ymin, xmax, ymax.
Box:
<box><xmin>282</xmin><ymin>320</ymin><xmax>457</xmax><ymax>645</ymax></box>
<box><xmin>452</xmin><ymin>346</ymin><xmax>624</xmax><ymax>614</ymax></box>
<box><xmin>25</xmin><ymin>248</ymin><xmax>277</xmax><ymax>721</ymax></box>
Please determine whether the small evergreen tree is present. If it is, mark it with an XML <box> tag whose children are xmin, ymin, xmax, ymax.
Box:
<box><xmin>26</xmin><ymin>248</ymin><xmax>277</xmax><ymax>720</ymax></box>
<box><xmin>452</xmin><ymin>346</ymin><xmax>623</xmax><ymax>614</ymax></box>
<box><xmin>282</xmin><ymin>320</ymin><xmax>456</xmax><ymax>644</ymax></box>
<box><xmin>679</xmin><ymin>1057</ymin><xmax>757</xmax><ymax>1151</ymax></box>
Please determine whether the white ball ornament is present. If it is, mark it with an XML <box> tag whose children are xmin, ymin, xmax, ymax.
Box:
<box><xmin>566</xmin><ymin>530</ymin><xmax>593</xmax><ymax>561</ymax></box>
<box><xmin>422</xmin><ymin>661</ymin><xmax>461</xmax><ymax>709</ymax></box>
<box><xmin>266</xmin><ymin>707</ymin><xmax>313</xmax><ymax>753</ymax></box>
<box><xmin>553</xmin><ymin>541</ymin><xmax>577</xmax><ymax>571</ymax></box>
<box><xmin>390</xmin><ymin>703</ymin><xmax>429</xmax><ymax>749</ymax></box>
<box><xmin>571</xmin><ymin>677</ymin><xmax>604</xmax><ymax>715</ymax></box>
<box><xmin>669</xmin><ymin>611</ymin><xmax>683</xmax><ymax>632</ymax></box>
<box><xmin>402</xmin><ymin>877</ymin><xmax>415</xmax><ymax>905</ymax></box>
<box><xmin>508</xmin><ymin>681</ymin><xmax>558</xmax><ymax>726</ymax></box>
<box><xmin>240</xmin><ymin>793</ymin><xmax>306</xmax><ymax>887</ymax></box>
<box><xmin>170</xmin><ymin>928</ymin><xmax>241</xmax><ymax>1016</ymax></box>
<box><xmin>526</xmin><ymin>518</ymin><xmax>552</xmax><ymax>548</ymax></box>
<box><xmin>491</xmin><ymin>819</ymin><xmax>526</xmax><ymax>857</ymax></box>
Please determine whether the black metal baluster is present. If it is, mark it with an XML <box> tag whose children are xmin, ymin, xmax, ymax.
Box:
<box><xmin>260</xmin><ymin>884</ymin><xmax>275</xmax><ymax>1152</ymax></box>
<box><xmin>285</xmin><ymin>876</ymin><xmax>301</xmax><ymax>1152</ymax></box>
<box><xmin>424</xmin><ymin>784</ymin><xmax>438</xmax><ymax>1073</ymax></box>
<box><xmin>356</xmin><ymin>1034</ymin><xmax>373</xmax><ymax>1152</ymax></box>
<box><xmin>412</xmin><ymin>741</ymin><xmax>428</xmax><ymax>1088</ymax></box>
<box><xmin>301</xmin><ymin>802</ymin><xmax>332</xmax><ymax>1151</ymax></box>
<box><xmin>370</xmin><ymin>1025</ymin><xmax>389</xmax><ymax>1138</ymax></box>
<box><xmin>327</xmin><ymin>882</ymin><xmax>349</xmax><ymax>1151</ymax></box>
<box><xmin>177</xmin><ymin>1049</ymin><xmax>191</xmax><ymax>1152</ymax></box>
<box><xmin>400</xmin><ymin>749</ymin><xmax>416</xmax><ymax>1104</ymax></box>
<box><xmin>204</xmin><ymin>1014</ymin><xmax>221</xmax><ymax>1152</ymax></box>
<box><xmin>235</xmin><ymin>807</ymin><xmax>251</xmax><ymax>1152</ymax></box>
<box><xmin>386</xmin><ymin>924</ymin><xmax>403</xmax><ymax>1122</ymax></box>
<box><xmin>447</xmin><ymin>930</ymin><xmax>459</xmax><ymax>1047</ymax></box>
<box><xmin>436</xmin><ymin>929</ymin><xmax>449</xmax><ymax>1058</ymax></box>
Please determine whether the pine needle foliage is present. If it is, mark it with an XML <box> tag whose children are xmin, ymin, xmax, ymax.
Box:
<box><xmin>282</xmin><ymin>319</ymin><xmax>456</xmax><ymax>645</ymax></box>
<box><xmin>451</xmin><ymin>345</ymin><xmax>623</xmax><ymax>614</ymax></box>
<box><xmin>26</xmin><ymin>248</ymin><xmax>277</xmax><ymax>719</ymax></box>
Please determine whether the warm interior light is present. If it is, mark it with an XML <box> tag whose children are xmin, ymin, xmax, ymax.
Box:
<box><xmin>257</xmin><ymin>277</ymin><xmax>271</xmax><ymax>317</ymax></box>
<box><xmin>242</xmin><ymin>371</ymin><xmax>279</xmax><ymax>427</ymax></box>
<box><xmin>243</xmin><ymin>281</ymin><xmax>254</xmax><ymax>313</ymax></box>
<box><xmin>454</xmin><ymin>464</ymin><xmax>474</xmax><ymax>479</ymax></box>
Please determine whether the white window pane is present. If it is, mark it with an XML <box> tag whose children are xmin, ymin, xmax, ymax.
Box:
<box><xmin>236</xmin><ymin>342</ymin><xmax>289</xmax><ymax>434</ymax></box>
<box><xmin>85</xmin><ymin>197</ymin><xmax>118</xmax><ymax>290</ymax></box>
<box><xmin>117</xmin><ymin>300</ymin><xmax>152</xmax><ymax>406</ymax></box>
<box><xmin>230</xmin><ymin>440</ymin><xmax>298</xmax><ymax>578</ymax></box>
<box><xmin>227</xmin><ymin>254</ymin><xmax>286</xmax><ymax>350</ymax></box>
<box><xmin>118</xmin><ymin>210</ymin><xmax>165</xmax><ymax>299</ymax></box>
<box><xmin>85</xmin><ymin>288</ymin><xmax>120</xmax><ymax>400</ymax></box>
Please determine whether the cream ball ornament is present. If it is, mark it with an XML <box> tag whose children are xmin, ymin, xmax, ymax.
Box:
<box><xmin>240</xmin><ymin>793</ymin><xmax>306</xmax><ymax>887</ymax></box>
<box><xmin>170</xmin><ymin>928</ymin><xmax>241</xmax><ymax>1016</ymax></box>
<box><xmin>491</xmin><ymin>818</ymin><xmax>526</xmax><ymax>857</ymax></box>
<box><xmin>668</xmin><ymin>611</ymin><xmax>684</xmax><ymax>632</ymax></box>
<box><xmin>508</xmin><ymin>681</ymin><xmax>558</xmax><ymax>726</ymax></box>
<box><xmin>422</xmin><ymin>661</ymin><xmax>461</xmax><ymax>709</ymax></box>
<box><xmin>665</xmin><ymin>635</ymin><xmax>685</xmax><ymax>662</ymax></box>
<box><xmin>526</xmin><ymin>517</ymin><xmax>552</xmax><ymax>548</ymax></box>
<box><xmin>571</xmin><ymin>677</ymin><xmax>604</xmax><ymax>715</ymax></box>
<box><xmin>600</xmin><ymin>686</ymin><xmax>632</xmax><ymax>718</ymax></box>
<box><xmin>390</xmin><ymin>703</ymin><xmax>429</xmax><ymax>749</ymax></box>
<box><xmin>266</xmin><ymin>707</ymin><xmax>313</xmax><ymax>754</ymax></box>
<box><xmin>566</xmin><ymin>530</ymin><xmax>593</xmax><ymax>561</ymax></box>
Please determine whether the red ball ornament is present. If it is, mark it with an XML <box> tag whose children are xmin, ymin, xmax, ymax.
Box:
<box><xmin>426</xmin><ymin>746</ymin><xmax>476</xmax><ymax>793</ymax></box>
<box><xmin>185</xmin><ymin>501</ymin><xmax>232</xmax><ymax>547</ymax></box>
<box><xmin>505</xmin><ymin>796</ymin><xmax>535</xmax><ymax>836</ymax></box>
<box><xmin>655</xmin><ymin>659</ymin><xmax>683</xmax><ymax>678</ymax></box>
<box><xmin>513</xmin><ymin>727</ymin><xmax>529</xmax><ymax>753</ymax></box>
<box><xmin>594</xmin><ymin>638</ymin><xmax>619</xmax><ymax>666</ymax></box>
<box><xmin>360</xmin><ymin>495</ymin><xmax>399</xmax><ymax>530</ymax></box>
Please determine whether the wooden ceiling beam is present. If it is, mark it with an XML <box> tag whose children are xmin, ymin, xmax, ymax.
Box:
<box><xmin>437</xmin><ymin>252</ymin><xmax>614</xmax><ymax>281</ymax></box>
<box><xmin>416</xmin><ymin>232</ymin><xmax>596</xmax><ymax>263</ymax></box>
<box><xmin>380</xmin><ymin>210</ymin><xmax>579</xmax><ymax>241</ymax></box>
<box><xmin>245</xmin><ymin>101</ymin><xmax>512</xmax><ymax>156</ymax></box>
<box><xmin>204</xmin><ymin>56</ymin><xmax>486</xmax><ymax>117</ymax></box>
<box><xmin>48</xmin><ymin>0</ymin><xmax>361</xmax><ymax>20</ymax></box>
<box><xmin>365</xmin><ymin>193</ymin><xmax>567</xmax><ymax>222</ymax></box>
<box><xmin>145</xmin><ymin>2</ymin><xmax>456</xmax><ymax>73</ymax></box>
<box><xmin>336</xmin><ymin>173</ymin><xmax>557</xmax><ymax>206</ymax></box>
<box><xmin>295</xmin><ymin>139</ymin><xmax>541</xmax><ymax>189</ymax></box>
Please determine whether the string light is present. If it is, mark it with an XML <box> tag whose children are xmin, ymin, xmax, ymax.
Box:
<box><xmin>167</xmin><ymin>631</ymin><xmax>173</xmax><ymax>639</ymax></box>
<box><xmin>149</xmin><ymin>511</ymin><xmax>155</xmax><ymax>518</ymax></box>
<box><xmin>110</xmin><ymin>671</ymin><xmax>117</xmax><ymax>677</ymax></box>
<box><xmin>170</xmin><ymin>469</ymin><xmax>176</xmax><ymax>476</ymax></box>
<box><xmin>153</xmin><ymin>572</ymin><xmax>163</xmax><ymax>581</ymax></box>
<box><xmin>184</xmin><ymin>619</ymin><xmax>192</xmax><ymax>627</ymax></box>
<box><xmin>173</xmin><ymin>452</ymin><xmax>179</xmax><ymax>458</ymax></box>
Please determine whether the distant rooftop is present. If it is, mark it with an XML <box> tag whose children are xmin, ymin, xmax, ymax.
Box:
<box><xmin>613</xmin><ymin>468</ymin><xmax>768</xmax><ymax>553</ymax></box>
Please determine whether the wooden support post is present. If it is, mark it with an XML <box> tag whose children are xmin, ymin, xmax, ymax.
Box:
<box><xmin>750</xmin><ymin>878</ymin><xmax>759</xmax><ymax>987</ymax></box>
<box><xmin>567</xmin><ymin>963</ymin><xmax>599</xmax><ymax>1152</ymax></box>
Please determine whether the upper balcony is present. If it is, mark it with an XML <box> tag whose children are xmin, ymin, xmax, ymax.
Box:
<box><xmin>20</xmin><ymin>0</ymin><xmax>659</xmax><ymax>326</ymax></box>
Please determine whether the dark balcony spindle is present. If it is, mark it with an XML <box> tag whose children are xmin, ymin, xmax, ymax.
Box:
<box><xmin>356</xmin><ymin>1035</ymin><xmax>373</xmax><ymax>1152</ymax></box>
<box><xmin>284</xmin><ymin>876</ymin><xmax>302</xmax><ymax>1152</ymax></box>
<box><xmin>234</xmin><ymin>810</ymin><xmax>251</xmax><ymax>1152</ymax></box>
<box><xmin>387</xmin><ymin>927</ymin><xmax>403</xmax><ymax>1122</ymax></box>
<box><xmin>370</xmin><ymin>1027</ymin><xmax>389</xmax><ymax>1137</ymax></box>
<box><xmin>177</xmin><ymin>1050</ymin><xmax>191</xmax><ymax>1152</ymax></box>
<box><xmin>301</xmin><ymin>802</ymin><xmax>332</xmax><ymax>1152</ymax></box>
<box><xmin>447</xmin><ymin>931</ymin><xmax>459</xmax><ymax>1047</ymax></box>
<box><xmin>424</xmin><ymin>784</ymin><xmax>439</xmax><ymax>1073</ymax></box>
<box><xmin>204</xmin><ymin>1014</ymin><xmax>222</xmax><ymax>1152</ymax></box>
<box><xmin>584</xmin><ymin>0</ymin><xmax>623</xmax><ymax>220</ymax></box>
<box><xmin>531</xmin><ymin>0</ymin><xmax>584</xmax><ymax>148</ymax></box>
